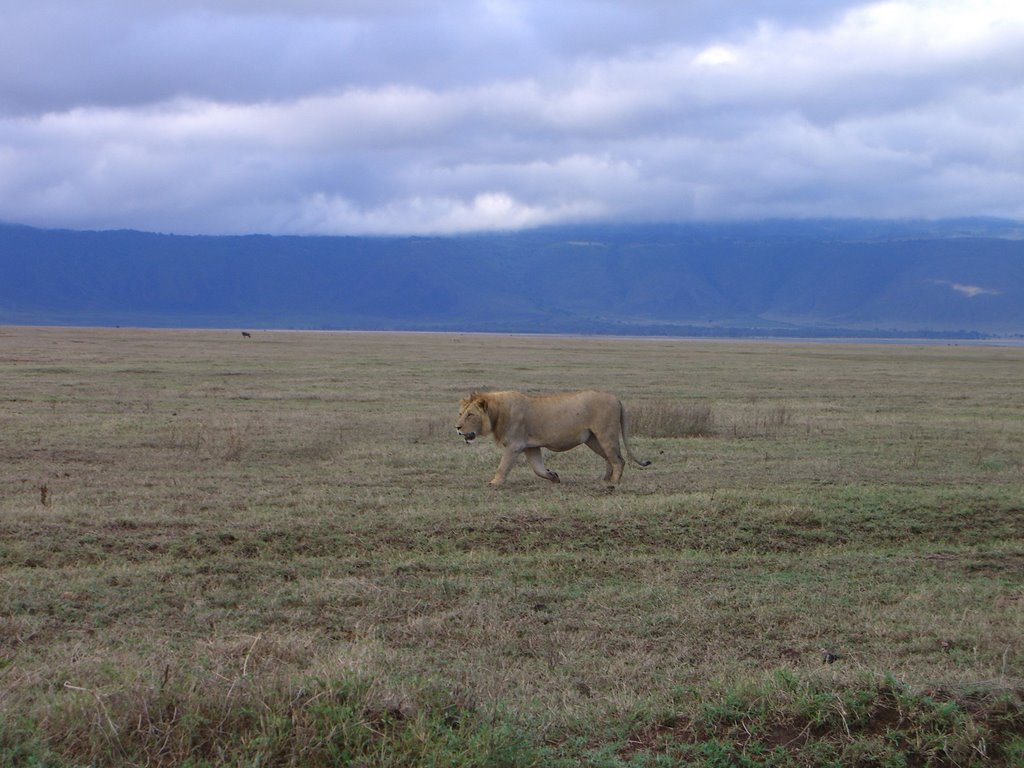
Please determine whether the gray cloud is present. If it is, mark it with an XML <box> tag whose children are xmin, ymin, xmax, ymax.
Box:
<box><xmin>1</xmin><ymin>0</ymin><xmax>1022</xmax><ymax>234</ymax></box>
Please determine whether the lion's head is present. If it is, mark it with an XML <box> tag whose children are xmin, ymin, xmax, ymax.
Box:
<box><xmin>456</xmin><ymin>393</ymin><xmax>491</xmax><ymax>443</ymax></box>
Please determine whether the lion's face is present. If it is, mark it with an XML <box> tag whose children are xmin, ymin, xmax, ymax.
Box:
<box><xmin>456</xmin><ymin>397</ymin><xmax>488</xmax><ymax>443</ymax></box>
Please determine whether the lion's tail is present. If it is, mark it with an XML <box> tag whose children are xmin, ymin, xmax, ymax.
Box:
<box><xmin>620</xmin><ymin>400</ymin><xmax>652</xmax><ymax>468</ymax></box>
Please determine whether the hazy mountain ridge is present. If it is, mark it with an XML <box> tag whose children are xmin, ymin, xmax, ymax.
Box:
<box><xmin>1</xmin><ymin>220</ymin><xmax>1022</xmax><ymax>336</ymax></box>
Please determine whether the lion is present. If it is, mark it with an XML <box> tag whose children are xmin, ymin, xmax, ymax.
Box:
<box><xmin>456</xmin><ymin>390</ymin><xmax>651</xmax><ymax>487</ymax></box>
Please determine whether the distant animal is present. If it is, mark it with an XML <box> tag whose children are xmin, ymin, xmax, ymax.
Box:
<box><xmin>241</xmin><ymin>331</ymin><xmax>252</xmax><ymax>339</ymax></box>
<box><xmin>456</xmin><ymin>390</ymin><xmax>650</xmax><ymax>487</ymax></box>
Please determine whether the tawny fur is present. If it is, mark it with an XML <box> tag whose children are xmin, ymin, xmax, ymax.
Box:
<box><xmin>456</xmin><ymin>390</ymin><xmax>650</xmax><ymax>487</ymax></box>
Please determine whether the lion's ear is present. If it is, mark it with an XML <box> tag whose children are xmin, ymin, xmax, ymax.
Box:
<box><xmin>466</xmin><ymin>391</ymin><xmax>487</xmax><ymax>409</ymax></box>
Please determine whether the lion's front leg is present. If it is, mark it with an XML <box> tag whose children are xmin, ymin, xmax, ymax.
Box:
<box><xmin>525</xmin><ymin>447</ymin><xmax>560</xmax><ymax>483</ymax></box>
<box><xmin>489</xmin><ymin>447</ymin><xmax>522</xmax><ymax>486</ymax></box>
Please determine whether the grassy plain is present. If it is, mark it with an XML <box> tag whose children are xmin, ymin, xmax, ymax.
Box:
<box><xmin>1</xmin><ymin>326</ymin><xmax>1022</xmax><ymax>766</ymax></box>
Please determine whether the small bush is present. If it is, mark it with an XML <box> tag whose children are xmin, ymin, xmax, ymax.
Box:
<box><xmin>631</xmin><ymin>400</ymin><xmax>716</xmax><ymax>438</ymax></box>
<box><xmin>760</xmin><ymin>405</ymin><xmax>793</xmax><ymax>431</ymax></box>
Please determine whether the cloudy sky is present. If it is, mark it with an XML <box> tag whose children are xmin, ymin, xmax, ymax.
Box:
<box><xmin>1</xmin><ymin>0</ymin><xmax>1023</xmax><ymax>235</ymax></box>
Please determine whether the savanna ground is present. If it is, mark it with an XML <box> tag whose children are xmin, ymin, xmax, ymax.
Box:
<box><xmin>1</xmin><ymin>326</ymin><xmax>1022</xmax><ymax>767</ymax></box>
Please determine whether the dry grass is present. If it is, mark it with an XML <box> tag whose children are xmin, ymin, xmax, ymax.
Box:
<box><xmin>1</xmin><ymin>327</ymin><xmax>1022</xmax><ymax>766</ymax></box>
<box><xmin>631</xmin><ymin>400</ymin><xmax>716</xmax><ymax>438</ymax></box>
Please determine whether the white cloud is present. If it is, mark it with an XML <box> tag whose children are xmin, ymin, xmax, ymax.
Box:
<box><xmin>1</xmin><ymin>0</ymin><xmax>1023</xmax><ymax>233</ymax></box>
<box><xmin>287</xmin><ymin>190</ymin><xmax>605</xmax><ymax>235</ymax></box>
<box><xmin>693</xmin><ymin>46</ymin><xmax>741</xmax><ymax>68</ymax></box>
<box><xmin>951</xmin><ymin>283</ymin><xmax>999</xmax><ymax>298</ymax></box>
<box><xmin>932</xmin><ymin>280</ymin><xmax>1002</xmax><ymax>298</ymax></box>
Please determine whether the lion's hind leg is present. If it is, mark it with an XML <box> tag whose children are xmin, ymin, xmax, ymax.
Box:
<box><xmin>585</xmin><ymin>434</ymin><xmax>617</xmax><ymax>484</ymax></box>
<box><xmin>525</xmin><ymin>448</ymin><xmax>560</xmax><ymax>483</ymax></box>
<box><xmin>591</xmin><ymin>433</ymin><xmax>625</xmax><ymax>486</ymax></box>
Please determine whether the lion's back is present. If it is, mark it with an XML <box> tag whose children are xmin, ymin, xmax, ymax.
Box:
<box><xmin>520</xmin><ymin>390</ymin><xmax>621</xmax><ymax>441</ymax></box>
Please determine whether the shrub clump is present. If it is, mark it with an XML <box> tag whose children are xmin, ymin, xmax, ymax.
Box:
<box><xmin>631</xmin><ymin>400</ymin><xmax>716</xmax><ymax>438</ymax></box>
